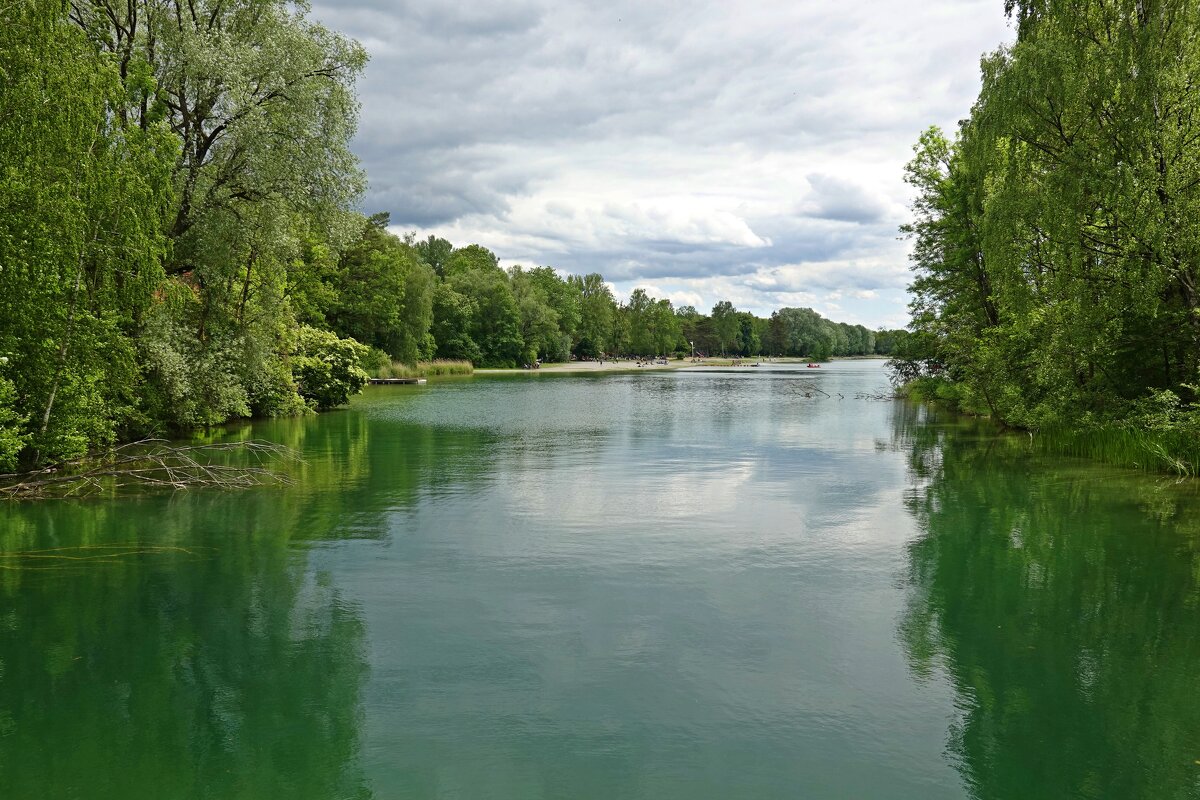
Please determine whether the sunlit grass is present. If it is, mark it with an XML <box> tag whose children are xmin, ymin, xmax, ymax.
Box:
<box><xmin>1035</xmin><ymin>424</ymin><xmax>1199</xmax><ymax>477</ymax></box>
<box><xmin>374</xmin><ymin>359</ymin><xmax>474</xmax><ymax>379</ymax></box>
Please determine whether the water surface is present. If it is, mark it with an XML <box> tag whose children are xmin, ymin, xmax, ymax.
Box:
<box><xmin>2</xmin><ymin>361</ymin><xmax>1199</xmax><ymax>799</ymax></box>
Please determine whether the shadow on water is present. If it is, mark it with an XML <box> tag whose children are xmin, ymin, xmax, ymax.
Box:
<box><xmin>891</xmin><ymin>402</ymin><xmax>1200</xmax><ymax>800</ymax></box>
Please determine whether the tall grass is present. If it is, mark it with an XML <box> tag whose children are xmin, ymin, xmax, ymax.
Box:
<box><xmin>1034</xmin><ymin>424</ymin><xmax>1200</xmax><ymax>477</ymax></box>
<box><xmin>373</xmin><ymin>359</ymin><xmax>474</xmax><ymax>379</ymax></box>
<box><xmin>899</xmin><ymin>376</ymin><xmax>1200</xmax><ymax>477</ymax></box>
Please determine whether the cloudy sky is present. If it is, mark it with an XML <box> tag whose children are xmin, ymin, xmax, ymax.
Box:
<box><xmin>310</xmin><ymin>0</ymin><xmax>1013</xmax><ymax>328</ymax></box>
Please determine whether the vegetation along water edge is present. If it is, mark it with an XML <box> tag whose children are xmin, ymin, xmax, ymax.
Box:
<box><xmin>885</xmin><ymin>1</ymin><xmax>1200</xmax><ymax>476</ymax></box>
<box><xmin>2</xmin><ymin>0</ymin><xmax>1196</xmax><ymax>483</ymax></box>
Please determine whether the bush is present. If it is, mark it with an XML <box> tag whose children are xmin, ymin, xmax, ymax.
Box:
<box><xmin>360</xmin><ymin>346</ymin><xmax>391</xmax><ymax>376</ymax></box>
<box><xmin>292</xmin><ymin>326</ymin><xmax>370</xmax><ymax>410</ymax></box>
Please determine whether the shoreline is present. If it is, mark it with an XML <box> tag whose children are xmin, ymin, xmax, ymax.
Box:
<box><xmin>475</xmin><ymin>357</ymin><xmax>795</xmax><ymax>375</ymax></box>
<box><xmin>474</xmin><ymin>355</ymin><xmax>886</xmax><ymax>376</ymax></box>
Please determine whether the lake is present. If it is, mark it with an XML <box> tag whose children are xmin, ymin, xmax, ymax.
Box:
<box><xmin>2</xmin><ymin>360</ymin><xmax>1199</xmax><ymax>799</ymax></box>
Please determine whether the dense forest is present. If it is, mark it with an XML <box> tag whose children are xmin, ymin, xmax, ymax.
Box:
<box><xmin>892</xmin><ymin>0</ymin><xmax>1200</xmax><ymax>472</ymax></box>
<box><xmin>0</xmin><ymin>0</ymin><xmax>898</xmax><ymax>473</ymax></box>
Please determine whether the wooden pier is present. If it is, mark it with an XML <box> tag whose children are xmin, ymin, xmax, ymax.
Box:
<box><xmin>369</xmin><ymin>377</ymin><xmax>427</xmax><ymax>385</ymax></box>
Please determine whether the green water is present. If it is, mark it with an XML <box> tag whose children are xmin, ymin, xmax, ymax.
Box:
<box><xmin>2</xmin><ymin>361</ymin><xmax>1199</xmax><ymax>799</ymax></box>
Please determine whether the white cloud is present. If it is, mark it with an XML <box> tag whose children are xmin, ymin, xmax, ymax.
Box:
<box><xmin>313</xmin><ymin>0</ymin><xmax>1014</xmax><ymax>327</ymax></box>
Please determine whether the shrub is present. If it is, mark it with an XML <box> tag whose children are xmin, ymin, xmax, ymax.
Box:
<box><xmin>292</xmin><ymin>326</ymin><xmax>369</xmax><ymax>410</ymax></box>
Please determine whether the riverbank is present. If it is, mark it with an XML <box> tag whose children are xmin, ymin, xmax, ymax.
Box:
<box><xmin>474</xmin><ymin>357</ymin><xmax>800</xmax><ymax>375</ymax></box>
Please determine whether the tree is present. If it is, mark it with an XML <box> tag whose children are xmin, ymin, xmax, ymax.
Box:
<box><xmin>652</xmin><ymin>299</ymin><xmax>682</xmax><ymax>355</ymax></box>
<box><xmin>0</xmin><ymin>0</ymin><xmax>174</xmax><ymax>465</ymax></box>
<box><xmin>737</xmin><ymin>312</ymin><xmax>763</xmax><ymax>356</ymax></box>
<box><xmin>413</xmin><ymin>235</ymin><xmax>454</xmax><ymax>277</ymax></box>
<box><xmin>626</xmin><ymin>289</ymin><xmax>656</xmax><ymax>355</ymax></box>
<box><xmin>570</xmin><ymin>273</ymin><xmax>617</xmax><ymax>357</ymax></box>
<box><xmin>444</xmin><ymin>252</ymin><xmax>523</xmax><ymax>367</ymax></box>
<box><xmin>444</xmin><ymin>244</ymin><xmax>501</xmax><ymax>276</ymax></box>
<box><xmin>527</xmin><ymin>267</ymin><xmax>582</xmax><ymax>354</ymax></box>
<box><xmin>66</xmin><ymin>0</ymin><xmax>369</xmax><ymax>429</ymax></box>
<box><xmin>510</xmin><ymin>266</ymin><xmax>563</xmax><ymax>363</ymax></box>
<box><xmin>676</xmin><ymin>305</ymin><xmax>716</xmax><ymax>356</ymax></box>
<box><xmin>329</xmin><ymin>215</ymin><xmax>435</xmax><ymax>365</ymax></box>
<box><xmin>711</xmin><ymin>301</ymin><xmax>740</xmax><ymax>355</ymax></box>
<box><xmin>431</xmin><ymin>284</ymin><xmax>482</xmax><ymax>363</ymax></box>
<box><xmin>898</xmin><ymin>0</ymin><xmax>1200</xmax><ymax>437</ymax></box>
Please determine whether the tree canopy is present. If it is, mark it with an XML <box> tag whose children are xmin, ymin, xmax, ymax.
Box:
<box><xmin>892</xmin><ymin>0</ymin><xmax>1200</xmax><ymax>470</ymax></box>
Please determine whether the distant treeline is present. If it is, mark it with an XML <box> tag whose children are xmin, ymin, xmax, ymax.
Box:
<box><xmin>892</xmin><ymin>0</ymin><xmax>1200</xmax><ymax>473</ymax></box>
<box><xmin>0</xmin><ymin>0</ymin><xmax>899</xmax><ymax>473</ymax></box>
<box><xmin>339</xmin><ymin>216</ymin><xmax>900</xmax><ymax>369</ymax></box>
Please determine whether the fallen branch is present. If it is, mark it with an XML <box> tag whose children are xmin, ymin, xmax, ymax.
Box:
<box><xmin>789</xmin><ymin>379</ymin><xmax>830</xmax><ymax>398</ymax></box>
<box><xmin>855</xmin><ymin>388</ymin><xmax>900</xmax><ymax>400</ymax></box>
<box><xmin>0</xmin><ymin>439</ymin><xmax>300</xmax><ymax>500</ymax></box>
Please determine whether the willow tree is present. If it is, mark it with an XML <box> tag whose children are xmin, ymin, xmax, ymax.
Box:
<box><xmin>69</xmin><ymin>0</ymin><xmax>368</xmax><ymax>426</ymax></box>
<box><xmin>901</xmin><ymin>0</ymin><xmax>1200</xmax><ymax>438</ymax></box>
<box><xmin>0</xmin><ymin>1</ymin><xmax>174</xmax><ymax>467</ymax></box>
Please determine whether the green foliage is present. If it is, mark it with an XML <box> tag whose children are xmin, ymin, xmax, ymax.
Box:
<box><xmin>329</xmin><ymin>216</ymin><xmax>435</xmax><ymax>365</ymax></box>
<box><xmin>511</xmin><ymin>266</ymin><xmax>567</xmax><ymax>362</ymax></box>
<box><xmin>292</xmin><ymin>327</ymin><xmax>369</xmax><ymax>410</ymax></box>
<box><xmin>443</xmin><ymin>251</ymin><xmax>524</xmax><ymax>367</ymax></box>
<box><xmin>139</xmin><ymin>294</ymin><xmax>252</xmax><ymax>428</ymax></box>
<box><xmin>444</xmin><ymin>244</ymin><xmax>500</xmax><ymax>276</ymax></box>
<box><xmin>413</xmin><ymin>235</ymin><xmax>454</xmax><ymax>277</ymax></box>
<box><xmin>360</xmin><ymin>346</ymin><xmax>392</xmax><ymax>376</ymax></box>
<box><xmin>711</xmin><ymin>301</ymin><xmax>740</xmax><ymax>355</ymax></box>
<box><xmin>897</xmin><ymin>1</ymin><xmax>1200</xmax><ymax>472</ymax></box>
<box><xmin>431</xmin><ymin>283</ymin><xmax>483</xmax><ymax>362</ymax></box>
<box><xmin>764</xmin><ymin>307</ymin><xmax>874</xmax><ymax>359</ymax></box>
<box><xmin>622</xmin><ymin>290</ymin><xmax>682</xmax><ymax>356</ymax></box>
<box><xmin>0</xmin><ymin>0</ymin><xmax>174</xmax><ymax>465</ymax></box>
<box><xmin>0</xmin><ymin>370</ymin><xmax>29</xmax><ymax>473</ymax></box>
<box><xmin>569</xmin><ymin>273</ymin><xmax>618</xmax><ymax>357</ymax></box>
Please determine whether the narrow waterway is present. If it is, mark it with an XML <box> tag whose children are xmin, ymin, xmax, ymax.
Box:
<box><xmin>2</xmin><ymin>361</ymin><xmax>1198</xmax><ymax>799</ymax></box>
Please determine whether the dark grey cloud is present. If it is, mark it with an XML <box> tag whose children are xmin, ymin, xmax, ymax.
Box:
<box><xmin>310</xmin><ymin>0</ymin><xmax>1012</xmax><ymax>326</ymax></box>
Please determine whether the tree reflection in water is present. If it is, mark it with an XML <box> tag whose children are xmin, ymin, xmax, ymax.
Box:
<box><xmin>893</xmin><ymin>403</ymin><xmax>1200</xmax><ymax>800</ymax></box>
<box><xmin>0</xmin><ymin>417</ymin><xmax>380</xmax><ymax>799</ymax></box>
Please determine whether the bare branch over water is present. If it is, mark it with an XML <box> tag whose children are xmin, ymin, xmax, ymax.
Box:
<box><xmin>0</xmin><ymin>439</ymin><xmax>300</xmax><ymax>500</ymax></box>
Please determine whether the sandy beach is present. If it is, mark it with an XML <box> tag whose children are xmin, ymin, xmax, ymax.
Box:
<box><xmin>474</xmin><ymin>358</ymin><xmax>785</xmax><ymax>375</ymax></box>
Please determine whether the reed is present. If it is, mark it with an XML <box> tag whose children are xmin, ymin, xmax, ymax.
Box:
<box><xmin>373</xmin><ymin>359</ymin><xmax>474</xmax><ymax>379</ymax></box>
<box><xmin>1034</xmin><ymin>424</ymin><xmax>1199</xmax><ymax>477</ymax></box>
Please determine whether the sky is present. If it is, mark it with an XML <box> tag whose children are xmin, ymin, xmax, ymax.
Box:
<box><xmin>310</xmin><ymin>0</ymin><xmax>1014</xmax><ymax>329</ymax></box>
